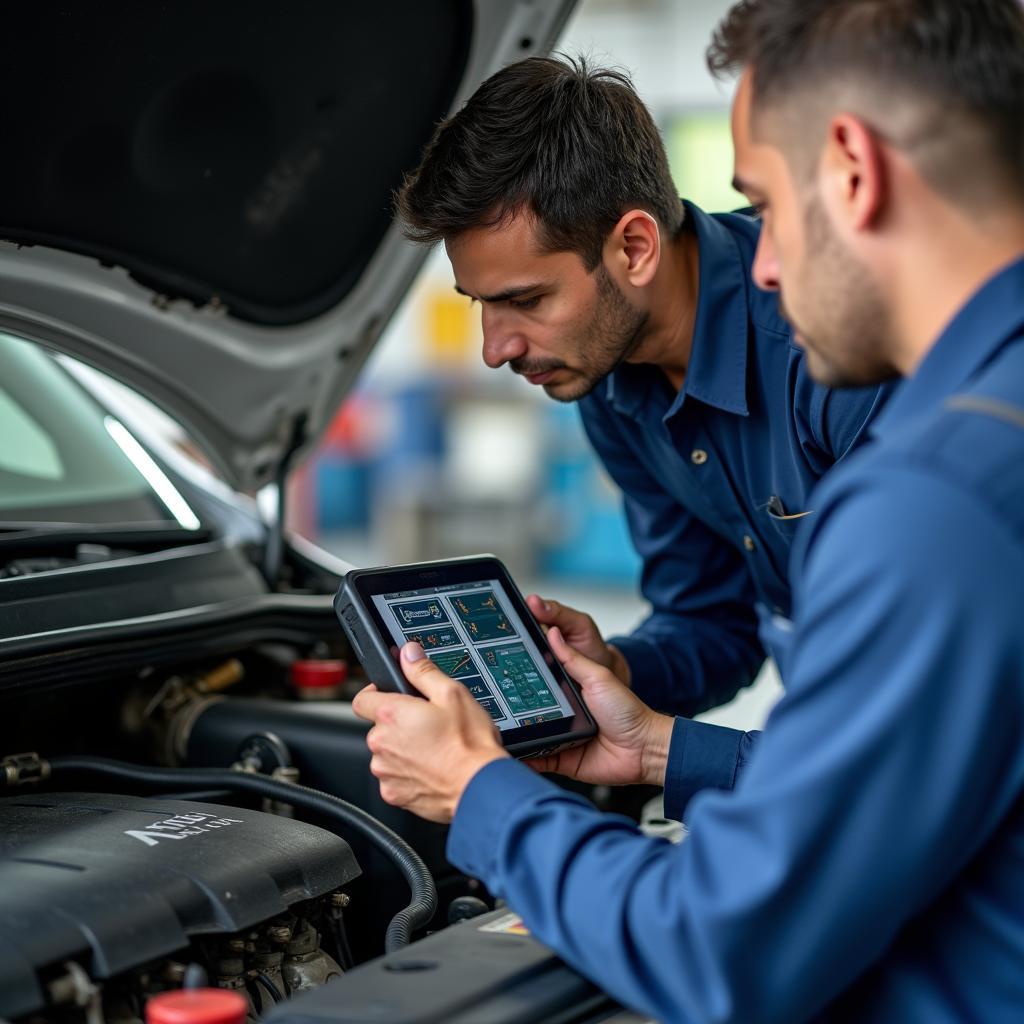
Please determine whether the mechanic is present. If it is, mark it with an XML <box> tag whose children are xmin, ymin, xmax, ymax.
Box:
<box><xmin>395</xmin><ymin>55</ymin><xmax>891</xmax><ymax>808</ymax></box>
<box><xmin>354</xmin><ymin>0</ymin><xmax>1024</xmax><ymax>1019</ymax></box>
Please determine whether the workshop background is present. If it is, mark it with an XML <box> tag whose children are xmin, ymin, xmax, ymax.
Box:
<box><xmin>289</xmin><ymin>0</ymin><xmax>783</xmax><ymax>733</ymax></box>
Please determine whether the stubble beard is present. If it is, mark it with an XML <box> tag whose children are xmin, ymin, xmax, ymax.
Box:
<box><xmin>515</xmin><ymin>264</ymin><xmax>648</xmax><ymax>403</ymax></box>
<box><xmin>788</xmin><ymin>195</ymin><xmax>899</xmax><ymax>389</ymax></box>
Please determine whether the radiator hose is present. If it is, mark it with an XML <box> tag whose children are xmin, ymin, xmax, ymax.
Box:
<box><xmin>43</xmin><ymin>755</ymin><xmax>437</xmax><ymax>952</ymax></box>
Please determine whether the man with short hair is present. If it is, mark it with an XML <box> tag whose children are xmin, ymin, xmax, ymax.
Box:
<box><xmin>396</xmin><ymin>57</ymin><xmax>889</xmax><ymax>805</ymax></box>
<box><xmin>356</xmin><ymin>0</ymin><xmax>1024</xmax><ymax>1019</ymax></box>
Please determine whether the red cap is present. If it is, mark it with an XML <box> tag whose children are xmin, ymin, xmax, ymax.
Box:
<box><xmin>290</xmin><ymin>658</ymin><xmax>348</xmax><ymax>689</ymax></box>
<box><xmin>146</xmin><ymin>989</ymin><xmax>247</xmax><ymax>1024</ymax></box>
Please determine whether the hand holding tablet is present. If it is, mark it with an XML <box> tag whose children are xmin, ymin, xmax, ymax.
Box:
<box><xmin>335</xmin><ymin>556</ymin><xmax>597</xmax><ymax>758</ymax></box>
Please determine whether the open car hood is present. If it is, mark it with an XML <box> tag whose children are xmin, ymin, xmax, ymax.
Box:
<box><xmin>0</xmin><ymin>0</ymin><xmax>576</xmax><ymax>491</ymax></box>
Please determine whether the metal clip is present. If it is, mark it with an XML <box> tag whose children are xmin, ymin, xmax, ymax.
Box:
<box><xmin>2</xmin><ymin>752</ymin><xmax>51</xmax><ymax>787</ymax></box>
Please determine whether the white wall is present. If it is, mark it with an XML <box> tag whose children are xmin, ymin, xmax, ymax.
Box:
<box><xmin>562</xmin><ymin>0</ymin><xmax>736</xmax><ymax>114</ymax></box>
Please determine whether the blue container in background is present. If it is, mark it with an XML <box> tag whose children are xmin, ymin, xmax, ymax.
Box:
<box><xmin>538</xmin><ymin>405</ymin><xmax>640</xmax><ymax>584</ymax></box>
<box><xmin>315</xmin><ymin>456</ymin><xmax>370</xmax><ymax>531</ymax></box>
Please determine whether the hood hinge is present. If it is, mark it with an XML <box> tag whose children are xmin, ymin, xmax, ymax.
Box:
<box><xmin>261</xmin><ymin>414</ymin><xmax>307</xmax><ymax>589</ymax></box>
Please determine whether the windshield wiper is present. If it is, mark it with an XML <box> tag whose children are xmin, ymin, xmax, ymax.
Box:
<box><xmin>0</xmin><ymin>522</ymin><xmax>212</xmax><ymax>552</ymax></box>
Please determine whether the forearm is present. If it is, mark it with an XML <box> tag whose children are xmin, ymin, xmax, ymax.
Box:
<box><xmin>638</xmin><ymin>710</ymin><xmax>675</xmax><ymax>787</ymax></box>
<box><xmin>446</xmin><ymin>756</ymin><xmax>851</xmax><ymax>1024</ymax></box>
<box><xmin>447</xmin><ymin>469</ymin><xmax>1024</xmax><ymax>1024</ymax></box>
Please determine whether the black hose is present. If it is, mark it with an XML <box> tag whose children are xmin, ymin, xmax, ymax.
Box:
<box><xmin>255</xmin><ymin>972</ymin><xmax>283</xmax><ymax>1004</ymax></box>
<box><xmin>153</xmin><ymin>788</ymin><xmax>236</xmax><ymax>802</ymax></box>
<box><xmin>246</xmin><ymin>979</ymin><xmax>264</xmax><ymax>1015</ymax></box>
<box><xmin>327</xmin><ymin>913</ymin><xmax>355</xmax><ymax>971</ymax></box>
<box><xmin>43</xmin><ymin>756</ymin><xmax>436</xmax><ymax>952</ymax></box>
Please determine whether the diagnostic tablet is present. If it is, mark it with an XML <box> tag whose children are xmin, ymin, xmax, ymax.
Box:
<box><xmin>335</xmin><ymin>555</ymin><xmax>597</xmax><ymax>758</ymax></box>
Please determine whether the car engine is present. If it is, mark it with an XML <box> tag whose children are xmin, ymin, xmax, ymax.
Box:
<box><xmin>0</xmin><ymin>791</ymin><xmax>359</xmax><ymax>1022</ymax></box>
<box><xmin>0</xmin><ymin>635</ymin><xmax>638</xmax><ymax>1024</ymax></box>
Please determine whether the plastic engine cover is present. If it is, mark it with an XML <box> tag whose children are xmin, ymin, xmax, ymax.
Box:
<box><xmin>263</xmin><ymin>908</ymin><xmax>623</xmax><ymax>1024</ymax></box>
<box><xmin>0</xmin><ymin>791</ymin><xmax>361</xmax><ymax>1019</ymax></box>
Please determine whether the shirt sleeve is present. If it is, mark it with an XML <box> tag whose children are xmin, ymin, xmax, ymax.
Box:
<box><xmin>447</xmin><ymin>463</ymin><xmax>1024</xmax><ymax>1023</ymax></box>
<box><xmin>809</xmin><ymin>376</ymin><xmax>895</xmax><ymax>467</ymax></box>
<box><xmin>579</xmin><ymin>397</ymin><xmax>765</xmax><ymax>716</ymax></box>
<box><xmin>662</xmin><ymin>718</ymin><xmax>760</xmax><ymax>821</ymax></box>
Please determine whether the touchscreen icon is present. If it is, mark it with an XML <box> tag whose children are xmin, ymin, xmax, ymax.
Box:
<box><xmin>451</xmin><ymin>590</ymin><xmax>515</xmax><ymax>642</ymax></box>
<box><xmin>390</xmin><ymin>599</ymin><xmax>450</xmax><ymax>627</ymax></box>
<box><xmin>403</xmin><ymin>626</ymin><xmax>460</xmax><ymax>650</ymax></box>
<box><xmin>427</xmin><ymin>648</ymin><xmax>478</xmax><ymax>679</ymax></box>
<box><xmin>481</xmin><ymin>643</ymin><xmax>557</xmax><ymax>714</ymax></box>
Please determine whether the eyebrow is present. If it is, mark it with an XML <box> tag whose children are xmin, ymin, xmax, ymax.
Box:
<box><xmin>454</xmin><ymin>282</ymin><xmax>548</xmax><ymax>303</ymax></box>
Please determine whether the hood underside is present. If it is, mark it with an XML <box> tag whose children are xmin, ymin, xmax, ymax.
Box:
<box><xmin>0</xmin><ymin>0</ymin><xmax>577</xmax><ymax>489</ymax></box>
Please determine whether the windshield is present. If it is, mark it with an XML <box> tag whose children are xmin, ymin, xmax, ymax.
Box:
<box><xmin>0</xmin><ymin>332</ymin><xmax>196</xmax><ymax>527</ymax></box>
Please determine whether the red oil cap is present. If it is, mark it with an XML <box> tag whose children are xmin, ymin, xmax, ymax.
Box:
<box><xmin>290</xmin><ymin>658</ymin><xmax>348</xmax><ymax>690</ymax></box>
<box><xmin>145</xmin><ymin>989</ymin><xmax>247</xmax><ymax>1024</ymax></box>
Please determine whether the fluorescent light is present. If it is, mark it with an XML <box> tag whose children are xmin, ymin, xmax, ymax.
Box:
<box><xmin>104</xmin><ymin>417</ymin><xmax>202</xmax><ymax>531</ymax></box>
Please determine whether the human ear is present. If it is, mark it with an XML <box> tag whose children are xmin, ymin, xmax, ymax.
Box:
<box><xmin>821</xmin><ymin>114</ymin><xmax>886</xmax><ymax>232</ymax></box>
<box><xmin>606</xmin><ymin>209</ymin><xmax>661</xmax><ymax>287</ymax></box>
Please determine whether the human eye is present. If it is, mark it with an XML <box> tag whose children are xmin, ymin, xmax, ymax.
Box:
<box><xmin>509</xmin><ymin>295</ymin><xmax>541</xmax><ymax>310</ymax></box>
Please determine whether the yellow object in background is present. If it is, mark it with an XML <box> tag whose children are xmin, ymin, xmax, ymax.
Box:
<box><xmin>424</xmin><ymin>288</ymin><xmax>477</xmax><ymax>364</ymax></box>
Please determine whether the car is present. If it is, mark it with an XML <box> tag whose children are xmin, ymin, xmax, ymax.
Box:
<box><xmin>0</xmin><ymin>3</ymin><xmax>637</xmax><ymax>1021</ymax></box>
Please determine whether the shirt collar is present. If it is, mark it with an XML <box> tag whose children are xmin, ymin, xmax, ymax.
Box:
<box><xmin>605</xmin><ymin>200</ymin><xmax>751</xmax><ymax>420</ymax></box>
<box><xmin>871</xmin><ymin>255</ymin><xmax>1024</xmax><ymax>439</ymax></box>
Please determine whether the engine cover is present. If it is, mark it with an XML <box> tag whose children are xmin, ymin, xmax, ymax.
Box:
<box><xmin>0</xmin><ymin>792</ymin><xmax>360</xmax><ymax>1019</ymax></box>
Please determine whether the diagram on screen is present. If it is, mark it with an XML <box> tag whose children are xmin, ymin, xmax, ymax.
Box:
<box><xmin>481</xmin><ymin>643</ymin><xmax>557</xmax><ymax>715</ymax></box>
<box><xmin>452</xmin><ymin>590</ymin><xmax>515</xmax><ymax>642</ymax></box>
<box><xmin>403</xmin><ymin>626</ymin><xmax>460</xmax><ymax>650</ymax></box>
<box><xmin>391</xmin><ymin>599</ymin><xmax>449</xmax><ymax>627</ymax></box>
<box><xmin>425</xmin><ymin>649</ymin><xmax>505</xmax><ymax>722</ymax></box>
<box><xmin>459</xmin><ymin>678</ymin><xmax>504</xmax><ymax>721</ymax></box>
<box><xmin>427</xmin><ymin>648</ymin><xmax>478</xmax><ymax>679</ymax></box>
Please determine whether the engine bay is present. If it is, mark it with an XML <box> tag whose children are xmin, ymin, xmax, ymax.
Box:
<box><xmin>0</xmin><ymin>622</ymin><xmax>633</xmax><ymax>1024</ymax></box>
<box><xmin>0</xmin><ymin>624</ymin><xmax>446</xmax><ymax>1024</ymax></box>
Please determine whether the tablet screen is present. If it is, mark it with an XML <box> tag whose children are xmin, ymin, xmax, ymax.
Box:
<box><xmin>371</xmin><ymin>578</ymin><xmax>573</xmax><ymax>731</ymax></box>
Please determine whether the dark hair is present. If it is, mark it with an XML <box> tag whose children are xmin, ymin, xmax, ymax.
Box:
<box><xmin>706</xmin><ymin>0</ymin><xmax>1024</xmax><ymax>200</ymax></box>
<box><xmin>395</xmin><ymin>55</ymin><xmax>684</xmax><ymax>270</ymax></box>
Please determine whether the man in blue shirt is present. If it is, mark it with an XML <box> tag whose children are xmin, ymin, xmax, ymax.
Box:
<box><xmin>396</xmin><ymin>56</ymin><xmax>889</xmax><ymax>801</ymax></box>
<box><xmin>355</xmin><ymin>0</ymin><xmax>1024</xmax><ymax>1019</ymax></box>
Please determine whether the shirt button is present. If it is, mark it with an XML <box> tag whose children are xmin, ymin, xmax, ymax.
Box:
<box><xmin>691</xmin><ymin>449</ymin><xmax>708</xmax><ymax>465</ymax></box>
<box><xmin>743</xmin><ymin>534</ymin><xmax>756</xmax><ymax>552</ymax></box>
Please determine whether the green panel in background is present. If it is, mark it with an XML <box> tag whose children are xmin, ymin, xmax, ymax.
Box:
<box><xmin>667</xmin><ymin>113</ymin><xmax>747</xmax><ymax>215</ymax></box>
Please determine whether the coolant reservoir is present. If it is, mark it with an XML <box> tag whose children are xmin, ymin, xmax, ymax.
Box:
<box><xmin>145</xmin><ymin>989</ymin><xmax>247</xmax><ymax>1024</ymax></box>
<box><xmin>290</xmin><ymin>658</ymin><xmax>348</xmax><ymax>700</ymax></box>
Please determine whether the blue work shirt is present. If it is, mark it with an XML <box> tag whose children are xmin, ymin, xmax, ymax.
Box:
<box><xmin>448</xmin><ymin>257</ymin><xmax>1024</xmax><ymax>1022</ymax></box>
<box><xmin>579</xmin><ymin>201</ymin><xmax>889</xmax><ymax>798</ymax></box>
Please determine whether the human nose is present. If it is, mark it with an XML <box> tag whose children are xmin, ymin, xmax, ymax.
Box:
<box><xmin>480</xmin><ymin>305</ymin><xmax>528</xmax><ymax>368</ymax></box>
<box><xmin>752</xmin><ymin>227</ymin><xmax>780</xmax><ymax>292</ymax></box>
